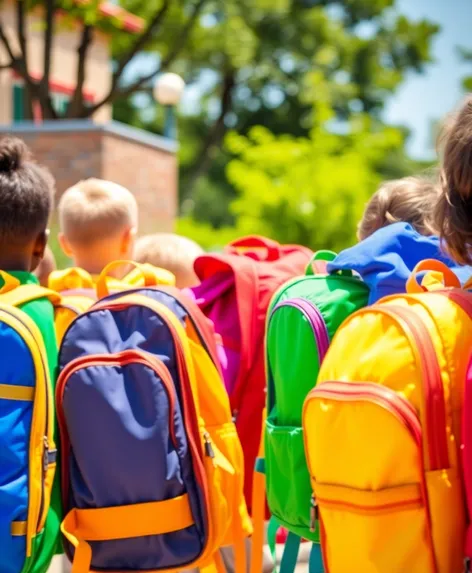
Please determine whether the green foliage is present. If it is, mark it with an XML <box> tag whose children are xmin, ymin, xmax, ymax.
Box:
<box><xmin>114</xmin><ymin>0</ymin><xmax>438</xmax><ymax>231</ymax></box>
<box><xmin>221</xmin><ymin>114</ymin><xmax>404</xmax><ymax>252</ymax></box>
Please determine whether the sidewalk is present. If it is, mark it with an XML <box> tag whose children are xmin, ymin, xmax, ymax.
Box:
<box><xmin>48</xmin><ymin>544</ymin><xmax>311</xmax><ymax>572</ymax></box>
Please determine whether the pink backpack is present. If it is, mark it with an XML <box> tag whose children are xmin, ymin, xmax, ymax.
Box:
<box><xmin>186</xmin><ymin>235</ymin><xmax>312</xmax><ymax>512</ymax></box>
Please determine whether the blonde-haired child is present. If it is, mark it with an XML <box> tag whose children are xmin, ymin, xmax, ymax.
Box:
<box><xmin>134</xmin><ymin>233</ymin><xmax>203</xmax><ymax>288</ymax></box>
<box><xmin>58</xmin><ymin>178</ymin><xmax>138</xmax><ymax>276</ymax></box>
<box><xmin>328</xmin><ymin>174</ymin><xmax>471</xmax><ymax>303</ymax></box>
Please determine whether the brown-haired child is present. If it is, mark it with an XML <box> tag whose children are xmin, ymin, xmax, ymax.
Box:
<box><xmin>357</xmin><ymin>175</ymin><xmax>439</xmax><ymax>241</ymax></box>
<box><xmin>435</xmin><ymin>94</ymin><xmax>472</xmax><ymax>265</ymax></box>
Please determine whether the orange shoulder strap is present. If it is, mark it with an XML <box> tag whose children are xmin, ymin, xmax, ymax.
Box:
<box><xmin>250</xmin><ymin>408</ymin><xmax>267</xmax><ymax>573</ymax></box>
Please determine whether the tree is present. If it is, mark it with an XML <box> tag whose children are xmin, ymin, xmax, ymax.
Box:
<box><xmin>115</xmin><ymin>0</ymin><xmax>438</xmax><ymax>221</ymax></box>
<box><xmin>179</xmin><ymin>99</ymin><xmax>407</xmax><ymax>251</ymax></box>
<box><xmin>0</xmin><ymin>0</ymin><xmax>209</xmax><ymax>120</ymax></box>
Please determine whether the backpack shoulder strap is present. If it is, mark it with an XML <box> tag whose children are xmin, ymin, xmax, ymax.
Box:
<box><xmin>0</xmin><ymin>270</ymin><xmax>61</xmax><ymax>307</ymax></box>
<box><xmin>0</xmin><ymin>285</ymin><xmax>61</xmax><ymax>308</ymax></box>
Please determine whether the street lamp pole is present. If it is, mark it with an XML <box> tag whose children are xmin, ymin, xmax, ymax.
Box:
<box><xmin>154</xmin><ymin>73</ymin><xmax>185</xmax><ymax>140</ymax></box>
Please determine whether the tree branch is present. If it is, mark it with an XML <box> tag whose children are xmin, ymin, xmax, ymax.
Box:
<box><xmin>160</xmin><ymin>0</ymin><xmax>206</xmax><ymax>69</ymax></box>
<box><xmin>0</xmin><ymin>20</ymin><xmax>16</xmax><ymax>65</ymax></box>
<box><xmin>40</xmin><ymin>0</ymin><xmax>57</xmax><ymax>119</ymax></box>
<box><xmin>185</xmin><ymin>69</ymin><xmax>236</xmax><ymax>196</ymax></box>
<box><xmin>15</xmin><ymin>0</ymin><xmax>37</xmax><ymax>119</ymax></box>
<box><xmin>82</xmin><ymin>0</ymin><xmax>208</xmax><ymax>118</ymax></box>
<box><xmin>112</xmin><ymin>0</ymin><xmax>172</xmax><ymax>87</ymax></box>
<box><xmin>42</xmin><ymin>0</ymin><xmax>54</xmax><ymax>88</ymax></box>
<box><xmin>66</xmin><ymin>24</ymin><xmax>93</xmax><ymax>117</ymax></box>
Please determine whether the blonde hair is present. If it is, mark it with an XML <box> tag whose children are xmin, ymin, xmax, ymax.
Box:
<box><xmin>435</xmin><ymin>94</ymin><xmax>472</xmax><ymax>265</ymax></box>
<box><xmin>58</xmin><ymin>178</ymin><xmax>138</xmax><ymax>244</ymax></box>
<box><xmin>134</xmin><ymin>233</ymin><xmax>203</xmax><ymax>289</ymax></box>
<box><xmin>358</xmin><ymin>176</ymin><xmax>439</xmax><ymax>241</ymax></box>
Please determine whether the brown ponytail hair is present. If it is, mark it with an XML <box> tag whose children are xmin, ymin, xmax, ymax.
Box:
<box><xmin>435</xmin><ymin>95</ymin><xmax>472</xmax><ymax>265</ymax></box>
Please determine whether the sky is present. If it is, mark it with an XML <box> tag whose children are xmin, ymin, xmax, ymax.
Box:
<box><xmin>384</xmin><ymin>0</ymin><xmax>472</xmax><ymax>159</ymax></box>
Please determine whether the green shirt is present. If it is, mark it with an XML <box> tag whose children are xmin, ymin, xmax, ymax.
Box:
<box><xmin>0</xmin><ymin>271</ymin><xmax>63</xmax><ymax>572</ymax></box>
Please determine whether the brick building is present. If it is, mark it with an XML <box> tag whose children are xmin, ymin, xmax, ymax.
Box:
<box><xmin>0</xmin><ymin>1</ymin><xmax>178</xmax><ymax>236</ymax></box>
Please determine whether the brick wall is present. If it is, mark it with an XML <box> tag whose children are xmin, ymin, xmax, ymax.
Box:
<box><xmin>0</xmin><ymin>121</ymin><xmax>177</xmax><ymax>234</ymax></box>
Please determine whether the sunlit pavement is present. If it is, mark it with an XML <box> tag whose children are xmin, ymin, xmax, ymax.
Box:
<box><xmin>47</xmin><ymin>544</ymin><xmax>311</xmax><ymax>572</ymax></box>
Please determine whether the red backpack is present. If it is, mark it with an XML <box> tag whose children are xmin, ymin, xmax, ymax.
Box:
<box><xmin>187</xmin><ymin>236</ymin><xmax>312</xmax><ymax>511</ymax></box>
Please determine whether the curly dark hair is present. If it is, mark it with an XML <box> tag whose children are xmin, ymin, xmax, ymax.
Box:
<box><xmin>435</xmin><ymin>95</ymin><xmax>472</xmax><ymax>265</ymax></box>
<box><xmin>0</xmin><ymin>136</ymin><xmax>54</xmax><ymax>246</ymax></box>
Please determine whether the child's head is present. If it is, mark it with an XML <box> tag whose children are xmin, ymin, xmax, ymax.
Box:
<box><xmin>58</xmin><ymin>178</ymin><xmax>138</xmax><ymax>275</ymax></box>
<box><xmin>34</xmin><ymin>246</ymin><xmax>56</xmax><ymax>287</ymax></box>
<box><xmin>134</xmin><ymin>233</ymin><xmax>203</xmax><ymax>288</ymax></box>
<box><xmin>435</xmin><ymin>95</ymin><xmax>472</xmax><ymax>265</ymax></box>
<box><xmin>357</xmin><ymin>176</ymin><xmax>439</xmax><ymax>241</ymax></box>
<box><xmin>0</xmin><ymin>137</ymin><xmax>54</xmax><ymax>272</ymax></box>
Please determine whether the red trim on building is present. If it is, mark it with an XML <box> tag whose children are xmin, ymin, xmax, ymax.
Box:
<box><xmin>74</xmin><ymin>0</ymin><xmax>144</xmax><ymax>33</ymax></box>
<box><xmin>99</xmin><ymin>2</ymin><xmax>144</xmax><ymax>33</ymax></box>
<box><xmin>11</xmin><ymin>71</ymin><xmax>95</xmax><ymax>102</ymax></box>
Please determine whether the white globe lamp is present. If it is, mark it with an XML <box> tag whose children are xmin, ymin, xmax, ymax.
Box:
<box><xmin>154</xmin><ymin>73</ymin><xmax>185</xmax><ymax>140</ymax></box>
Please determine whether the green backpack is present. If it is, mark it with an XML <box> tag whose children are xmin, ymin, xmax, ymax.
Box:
<box><xmin>264</xmin><ymin>251</ymin><xmax>369</xmax><ymax>546</ymax></box>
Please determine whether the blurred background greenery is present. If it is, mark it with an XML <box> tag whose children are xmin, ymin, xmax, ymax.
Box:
<box><xmin>4</xmin><ymin>0</ymin><xmax>472</xmax><ymax>256</ymax></box>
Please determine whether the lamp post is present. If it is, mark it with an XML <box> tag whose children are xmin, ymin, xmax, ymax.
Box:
<box><xmin>153</xmin><ymin>73</ymin><xmax>185</xmax><ymax>140</ymax></box>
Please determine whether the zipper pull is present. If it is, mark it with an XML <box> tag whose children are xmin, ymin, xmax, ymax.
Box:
<box><xmin>203</xmin><ymin>432</ymin><xmax>215</xmax><ymax>459</ymax></box>
<box><xmin>310</xmin><ymin>494</ymin><xmax>318</xmax><ymax>533</ymax></box>
<box><xmin>43</xmin><ymin>436</ymin><xmax>49</xmax><ymax>472</ymax></box>
<box><xmin>232</xmin><ymin>409</ymin><xmax>238</xmax><ymax>423</ymax></box>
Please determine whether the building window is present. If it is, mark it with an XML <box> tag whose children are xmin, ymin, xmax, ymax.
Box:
<box><xmin>12</xmin><ymin>83</ymin><xmax>71</xmax><ymax>122</ymax></box>
<box><xmin>13</xmin><ymin>83</ymin><xmax>25</xmax><ymax>122</ymax></box>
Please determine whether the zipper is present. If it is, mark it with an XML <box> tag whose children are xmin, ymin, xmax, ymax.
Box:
<box><xmin>441</xmin><ymin>290</ymin><xmax>472</xmax><ymax>321</ymax></box>
<box><xmin>270</xmin><ymin>298</ymin><xmax>329</xmax><ymax>362</ymax></box>
<box><xmin>59</xmin><ymin>295</ymin><xmax>213</xmax><ymax>558</ymax></box>
<box><xmin>310</xmin><ymin>494</ymin><xmax>318</xmax><ymax>532</ymax></box>
<box><xmin>315</xmin><ymin>496</ymin><xmax>422</xmax><ymax>513</ymax></box>
<box><xmin>268</xmin><ymin>298</ymin><xmax>329</xmax><ymax>412</ymax></box>
<box><xmin>56</xmin><ymin>350</ymin><xmax>179</xmax><ymax>455</ymax></box>
<box><xmin>380</xmin><ymin>305</ymin><xmax>448</xmax><ymax>470</ymax></box>
<box><xmin>307</xmin><ymin>382</ymin><xmax>422</xmax><ymax>445</ymax></box>
<box><xmin>0</xmin><ymin>306</ymin><xmax>52</xmax><ymax>552</ymax></box>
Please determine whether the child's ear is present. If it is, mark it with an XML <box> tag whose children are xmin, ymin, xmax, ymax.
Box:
<box><xmin>58</xmin><ymin>232</ymin><xmax>74</xmax><ymax>257</ymax></box>
<box><xmin>120</xmin><ymin>227</ymin><xmax>136</xmax><ymax>257</ymax></box>
<box><xmin>31</xmin><ymin>230</ymin><xmax>48</xmax><ymax>272</ymax></box>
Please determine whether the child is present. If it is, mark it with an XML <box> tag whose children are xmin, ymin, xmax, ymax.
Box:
<box><xmin>34</xmin><ymin>246</ymin><xmax>56</xmax><ymax>287</ymax></box>
<box><xmin>134</xmin><ymin>232</ymin><xmax>203</xmax><ymax>288</ymax></box>
<box><xmin>435</xmin><ymin>95</ymin><xmax>472</xmax><ymax>266</ymax></box>
<box><xmin>57</xmin><ymin>178</ymin><xmax>138</xmax><ymax>276</ymax></box>
<box><xmin>328</xmin><ymin>175</ymin><xmax>472</xmax><ymax>303</ymax></box>
<box><xmin>0</xmin><ymin>137</ymin><xmax>62</xmax><ymax>572</ymax></box>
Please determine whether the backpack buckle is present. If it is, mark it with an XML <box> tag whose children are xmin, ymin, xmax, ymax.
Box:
<box><xmin>465</xmin><ymin>557</ymin><xmax>471</xmax><ymax>572</ymax></box>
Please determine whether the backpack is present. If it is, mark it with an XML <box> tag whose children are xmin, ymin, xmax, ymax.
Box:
<box><xmin>56</xmin><ymin>262</ymin><xmax>251</xmax><ymax>573</ymax></box>
<box><xmin>250</xmin><ymin>251</ymin><xmax>368</xmax><ymax>573</ymax></box>
<box><xmin>189</xmin><ymin>236</ymin><xmax>312</xmax><ymax>512</ymax></box>
<box><xmin>50</xmin><ymin>263</ymin><xmax>176</xmax><ymax>344</ymax></box>
<box><xmin>303</xmin><ymin>260</ymin><xmax>472</xmax><ymax>573</ymax></box>
<box><xmin>0</xmin><ymin>271</ymin><xmax>61</xmax><ymax>573</ymax></box>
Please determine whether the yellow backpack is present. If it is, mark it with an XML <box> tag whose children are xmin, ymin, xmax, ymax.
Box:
<box><xmin>303</xmin><ymin>260</ymin><xmax>472</xmax><ymax>573</ymax></box>
<box><xmin>49</xmin><ymin>262</ymin><xmax>176</xmax><ymax>344</ymax></box>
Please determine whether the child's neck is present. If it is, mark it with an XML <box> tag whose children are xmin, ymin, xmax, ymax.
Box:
<box><xmin>0</xmin><ymin>254</ymin><xmax>31</xmax><ymax>272</ymax></box>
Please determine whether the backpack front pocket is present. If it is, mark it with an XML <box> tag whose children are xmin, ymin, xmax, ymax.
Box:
<box><xmin>57</xmin><ymin>350</ymin><xmax>207</xmax><ymax>571</ymax></box>
<box><xmin>265</xmin><ymin>418</ymin><xmax>314</xmax><ymax>539</ymax></box>
<box><xmin>303</xmin><ymin>381</ymin><xmax>437</xmax><ymax>573</ymax></box>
